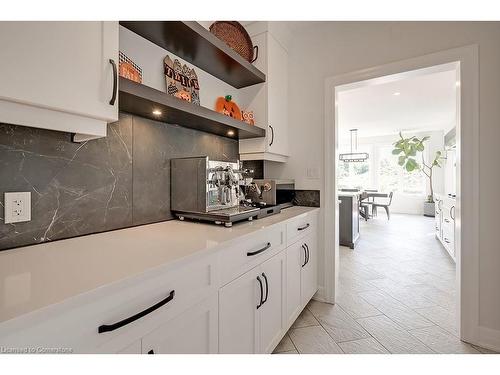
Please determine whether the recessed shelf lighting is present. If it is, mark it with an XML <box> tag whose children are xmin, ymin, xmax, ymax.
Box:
<box><xmin>393</xmin><ymin>92</ymin><xmax>401</xmax><ymax>96</ymax></box>
<box><xmin>152</xmin><ymin>109</ymin><xmax>162</xmax><ymax>116</ymax></box>
<box><xmin>227</xmin><ymin>130</ymin><xmax>235</xmax><ymax>136</ymax></box>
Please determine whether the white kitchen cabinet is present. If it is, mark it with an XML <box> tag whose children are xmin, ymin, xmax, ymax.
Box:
<box><xmin>259</xmin><ymin>250</ymin><xmax>286</xmax><ymax>353</ymax></box>
<box><xmin>117</xmin><ymin>340</ymin><xmax>142</xmax><ymax>354</ymax></box>
<box><xmin>0</xmin><ymin>208</ymin><xmax>319</xmax><ymax>355</ymax></box>
<box><xmin>266</xmin><ymin>34</ymin><xmax>289</xmax><ymax>157</ymax></box>
<box><xmin>435</xmin><ymin>194</ymin><xmax>456</xmax><ymax>262</ymax></box>
<box><xmin>219</xmin><ymin>266</ymin><xmax>260</xmax><ymax>353</ymax></box>
<box><xmin>0</xmin><ymin>21</ymin><xmax>118</xmax><ymax>139</ymax></box>
<box><xmin>239</xmin><ymin>23</ymin><xmax>290</xmax><ymax>162</ymax></box>
<box><xmin>141</xmin><ymin>293</ymin><xmax>218</xmax><ymax>354</ymax></box>
<box><xmin>301</xmin><ymin>233</ymin><xmax>318</xmax><ymax>305</ymax></box>
<box><xmin>286</xmin><ymin>240</ymin><xmax>303</xmax><ymax>327</ymax></box>
<box><xmin>286</xmin><ymin>232</ymin><xmax>318</xmax><ymax>326</ymax></box>
<box><xmin>219</xmin><ymin>250</ymin><xmax>286</xmax><ymax>354</ymax></box>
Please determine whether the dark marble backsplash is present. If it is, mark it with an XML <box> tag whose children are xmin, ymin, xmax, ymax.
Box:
<box><xmin>293</xmin><ymin>190</ymin><xmax>320</xmax><ymax>207</ymax></box>
<box><xmin>241</xmin><ymin>160</ymin><xmax>264</xmax><ymax>179</ymax></box>
<box><xmin>0</xmin><ymin>114</ymin><xmax>238</xmax><ymax>251</ymax></box>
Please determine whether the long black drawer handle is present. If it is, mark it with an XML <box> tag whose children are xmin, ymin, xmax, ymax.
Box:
<box><xmin>109</xmin><ymin>59</ymin><xmax>118</xmax><ymax>105</ymax></box>
<box><xmin>98</xmin><ymin>290</ymin><xmax>175</xmax><ymax>333</ymax></box>
<box><xmin>247</xmin><ymin>242</ymin><xmax>271</xmax><ymax>256</ymax></box>
<box><xmin>297</xmin><ymin>223</ymin><xmax>310</xmax><ymax>231</ymax></box>
<box><xmin>305</xmin><ymin>244</ymin><xmax>310</xmax><ymax>265</ymax></box>
<box><xmin>256</xmin><ymin>276</ymin><xmax>264</xmax><ymax>309</ymax></box>
<box><xmin>301</xmin><ymin>244</ymin><xmax>307</xmax><ymax>267</ymax></box>
<box><xmin>262</xmin><ymin>273</ymin><xmax>269</xmax><ymax>304</ymax></box>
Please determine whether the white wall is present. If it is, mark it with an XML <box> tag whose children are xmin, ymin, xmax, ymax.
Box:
<box><xmin>266</xmin><ymin>22</ymin><xmax>500</xmax><ymax>335</ymax></box>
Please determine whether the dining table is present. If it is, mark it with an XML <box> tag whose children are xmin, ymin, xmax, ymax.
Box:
<box><xmin>359</xmin><ymin>191</ymin><xmax>389</xmax><ymax>219</ymax></box>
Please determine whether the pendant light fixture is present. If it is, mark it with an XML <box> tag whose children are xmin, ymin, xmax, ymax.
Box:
<box><xmin>339</xmin><ymin>129</ymin><xmax>369</xmax><ymax>162</ymax></box>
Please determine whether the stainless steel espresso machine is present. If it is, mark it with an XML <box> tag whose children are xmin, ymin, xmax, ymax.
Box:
<box><xmin>171</xmin><ymin>157</ymin><xmax>259</xmax><ymax>227</ymax></box>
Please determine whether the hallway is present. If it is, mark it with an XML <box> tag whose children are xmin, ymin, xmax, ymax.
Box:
<box><xmin>274</xmin><ymin>214</ymin><xmax>494</xmax><ymax>354</ymax></box>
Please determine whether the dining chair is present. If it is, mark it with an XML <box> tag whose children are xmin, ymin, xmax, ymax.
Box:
<box><xmin>372</xmin><ymin>191</ymin><xmax>394</xmax><ymax>220</ymax></box>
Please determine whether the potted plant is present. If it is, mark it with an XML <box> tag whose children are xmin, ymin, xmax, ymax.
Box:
<box><xmin>392</xmin><ymin>132</ymin><xmax>445</xmax><ymax>217</ymax></box>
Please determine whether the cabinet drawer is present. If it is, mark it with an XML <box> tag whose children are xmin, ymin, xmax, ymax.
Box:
<box><xmin>442</xmin><ymin>222</ymin><xmax>455</xmax><ymax>248</ymax></box>
<box><xmin>286</xmin><ymin>210</ymin><xmax>318</xmax><ymax>246</ymax></box>
<box><xmin>0</xmin><ymin>254</ymin><xmax>218</xmax><ymax>353</ymax></box>
<box><xmin>219</xmin><ymin>224</ymin><xmax>285</xmax><ymax>286</ymax></box>
<box><xmin>141</xmin><ymin>293</ymin><xmax>218</xmax><ymax>354</ymax></box>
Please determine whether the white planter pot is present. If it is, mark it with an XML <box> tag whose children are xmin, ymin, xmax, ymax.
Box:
<box><xmin>423</xmin><ymin>201</ymin><xmax>435</xmax><ymax>217</ymax></box>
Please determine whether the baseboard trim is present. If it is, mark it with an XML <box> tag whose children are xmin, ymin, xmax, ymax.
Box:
<box><xmin>312</xmin><ymin>286</ymin><xmax>326</xmax><ymax>303</ymax></box>
<box><xmin>477</xmin><ymin>326</ymin><xmax>500</xmax><ymax>352</ymax></box>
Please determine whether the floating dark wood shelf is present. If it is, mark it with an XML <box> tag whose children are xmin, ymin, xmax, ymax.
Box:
<box><xmin>119</xmin><ymin>21</ymin><xmax>266</xmax><ymax>89</ymax></box>
<box><xmin>119</xmin><ymin>78</ymin><xmax>266</xmax><ymax>140</ymax></box>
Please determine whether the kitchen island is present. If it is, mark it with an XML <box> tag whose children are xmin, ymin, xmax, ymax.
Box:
<box><xmin>338</xmin><ymin>192</ymin><xmax>360</xmax><ymax>249</ymax></box>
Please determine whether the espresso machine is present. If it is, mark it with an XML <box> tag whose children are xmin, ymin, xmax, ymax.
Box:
<box><xmin>171</xmin><ymin>157</ymin><xmax>259</xmax><ymax>227</ymax></box>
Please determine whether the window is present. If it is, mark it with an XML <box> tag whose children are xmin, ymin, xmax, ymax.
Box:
<box><xmin>338</xmin><ymin>145</ymin><xmax>372</xmax><ymax>190</ymax></box>
<box><xmin>378</xmin><ymin>145</ymin><xmax>426</xmax><ymax>195</ymax></box>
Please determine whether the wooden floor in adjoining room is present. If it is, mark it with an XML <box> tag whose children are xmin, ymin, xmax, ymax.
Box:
<box><xmin>273</xmin><ymin>213</ymin><xmax>496</xmax><ymax>354</ymax></box>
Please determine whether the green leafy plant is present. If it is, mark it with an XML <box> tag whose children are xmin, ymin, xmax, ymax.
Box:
<box><xmin>392</xmin><ymin>132</ymin><xmax>445</xmax><ymax>203</ymax></box>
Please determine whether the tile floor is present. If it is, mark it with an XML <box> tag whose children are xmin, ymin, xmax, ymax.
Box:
<box><xmin>273</xmin><ymin>213</ymin><xmax>496</xmax><ymax>354</ymax></box>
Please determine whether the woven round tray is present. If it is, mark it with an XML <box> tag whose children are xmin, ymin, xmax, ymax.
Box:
<box><xmin>209</xmin><ymin>21</ymin><xmax>258</xmax><ymax>63</ymax></box>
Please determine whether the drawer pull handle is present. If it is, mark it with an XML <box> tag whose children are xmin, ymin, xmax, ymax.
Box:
<box><xmin>305</xmin><ymin>244</ymin><xmax>310</xmax><ymax>265</ymax></box>
<box><xmin>247</xmin><ymin>242</ymin><xmax>271</xmax><ymax>256</ymax></box>
<box><xmin>148</xmin><ymin>350</ymin><xmax>154</xmax><ymax>354</ymax></box>
<box><xmin>98</xmin><ymin>290</ymin><xmax>175</xmax><ymax>333</ymax></box>
<box><xmin>109</xmin><ymin>59</ymin><xmax>118</xmax><ymax>106</ymax></box>
<box><xmin>301</xmin><ymin>244</ymin><xmax>307</xmax><ymax>267</ymax></box>
<box><xmin>256</xmin><ymin>276</ymin><xmax>264</xmax><ymax>309</ymax></box>
<box><xmin>444</xmin><ymin>238</ymin><xmax>450</xmax><ymax>243</ymax></box>
<box><xmin>444</xmin><ymin>218</ymin><xmax>450</xmax><ymax>223</ymax></box>
<box><xmin>297</xmin><ymin>223</ymin><xmax>310</xmax><ymax>231</ymax></box>
<box><xmin>262</xmin><ymin>272</ymin><xmax>269</xmax><ymax>304</ymax></box>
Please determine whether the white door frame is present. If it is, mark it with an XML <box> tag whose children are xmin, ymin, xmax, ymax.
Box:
<box><xmin>323</xmin><ymin>45</ymin><xmax>479</xmax><ymax>344</ymax></box>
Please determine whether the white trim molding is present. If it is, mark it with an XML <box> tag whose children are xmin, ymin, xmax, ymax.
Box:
<box><xmin>478</xmin><ymin>326</ymin><xmax>500</xmax><ymax>352</ymax></box>
<box><xmin>239</xmin><ymin>152</ymin><xmax>288</xmax><ymax>163</ymax></box>
<box><xmin>323</xmin><ymin>45</ymin><xmax>481</xmax><ymax>347</ymax></box>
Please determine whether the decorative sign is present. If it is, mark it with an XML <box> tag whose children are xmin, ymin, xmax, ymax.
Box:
<box><xmin>164</xmin><ymin>55</ymin><xmax>200</xmax><ymax>105</ymax></box>
<box><xmin>119</xmin><ymin>51</ymin><xmax>143</xmax><ymax>83</ymax></box>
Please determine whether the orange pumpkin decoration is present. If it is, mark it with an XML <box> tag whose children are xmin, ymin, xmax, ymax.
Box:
<box><xmin>215</xmin><ymin>95</ymin><xmax>242</xmax><ymax>121</ymax></box>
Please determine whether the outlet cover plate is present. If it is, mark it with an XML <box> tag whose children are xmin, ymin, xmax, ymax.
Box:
<box><xmin>4</xmin><ymin>192</ymin><xmax>31</xmax><ymax>224</ymax></box>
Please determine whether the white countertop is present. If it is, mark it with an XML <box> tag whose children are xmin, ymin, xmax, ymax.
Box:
<box><xmin>0</xmin><ymin>206</ymin><xmax>318</xmax><ymax>323</ymax></box>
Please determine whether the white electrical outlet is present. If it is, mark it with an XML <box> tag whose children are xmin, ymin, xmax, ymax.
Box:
<box><xmin>4</xmin><ymin>192</ymin><xmax>31</xmax><ymax>224</ymax></box>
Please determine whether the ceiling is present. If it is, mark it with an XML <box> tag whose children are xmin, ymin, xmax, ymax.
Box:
<box><xmin>338</xmin><ymin>68</ymin><xmax>458</xmax><ymax>139</ymax></box>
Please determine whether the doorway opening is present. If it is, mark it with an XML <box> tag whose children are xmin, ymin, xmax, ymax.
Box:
<box><xmin>323</xmin><ymin>46</ymin><xmax>480</xmax><ymax>351</ymax></box>
<box><xmin>336</xmin><ymin>63</ymin><xmax>464</xmax><ymax>352</ymax></box>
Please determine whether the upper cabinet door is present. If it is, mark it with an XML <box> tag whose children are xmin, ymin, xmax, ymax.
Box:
<box><xmin>259</xmin><ymin>250</ymin><xmax>286</xmax><ymax>353</ymax></box>
<box><xmin>219</xmin><ymin>267</ymin><xmax>261</xmax><ymax>354</ymax></box>
<box><xmin>0</xmin><ymin>22</ymin><xmax>118</xmax><ymax>127</ymax></box>
<box><xmin>266</xmin><ymin>34</ymin><xmax>289</xmax><ymax>157</ymax></box>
